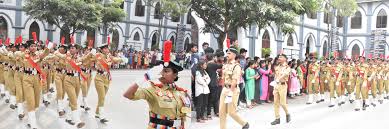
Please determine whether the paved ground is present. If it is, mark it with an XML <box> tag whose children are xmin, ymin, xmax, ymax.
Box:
<box><xmin>1</xmin><ymin>70</ymin><xmax>389</xmax><ymax>129</ymax></box>
<box><xmin>0</xmin><ymin>69</ymin><xmax>192</xmax><ymax>129</ymax></box>
<box><xmin>190</xmin><ymin>93</ymin><xmax>389</xmax><ymax>129</ymax></box>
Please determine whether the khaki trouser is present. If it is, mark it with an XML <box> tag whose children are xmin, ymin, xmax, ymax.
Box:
<box><xmin>320</xmin><ymin>76</ymin><xmax>329</xmax><ymax>94</ymax></box>
<box><xmin>6</xmin><ymin>69</ymin><xmax>16</xmax><ymax>95</ymax></box>
<box><xmin>64</xmin><ymin>75</ymin><xmax>81</xmax><ymax>111</ymax></box>
<box><xmin>23</xmin><ymin>74</ymin><xmax>41</xmax><ymax>111</ymax></box>
<box><xmin>95</xmin><ymin>74</ymin><xmax>110</xmax><ymax>114</ymax></box>
<box><xmin>14</xmin><ymin>71</ymin><xmax>24</xmax><ymax>103</ymax></box>
<box><xmin>42</xmin><ymin>69</ymin><xmax>51</xmax><ymax>94</ymax></box>
<box><xmin>371</xmin><ymin>79</ymin><xmax>377</xmax><ymax>98</ymax></box>
<box><xmin>273</xmin><ymin>83</ymin><xmax>289</xmax><ymax>119</ymax></box>
<box><xmin>55</xmin><ymin>72</ymin><xmax>65</xmax><ymax>100</ymax></box>
<box><xmin>329</xmin><ymin>77</ymin><xmax>342</xmax><ymax>98</ymax></box>
<box><xmin>347</xmin><ymin>78</ymin><xmax>356</xmax><ymax>94</ymax></box>
<box><xmin>385</xmin><ymin>80</ymin><xmax>389</xmax><ymax>95</ymax></box>
<box><xmin>0</xmin><ymin>65</ymin><xmax>4</xmax><ymax>84</ymax></box>
<box><xmin>81</xmin><ymin>72</ymin><xmax>92</xmax><ymax>97</ymax></box>
<box><xmin>219</xmin><ymin>87</ymin><xmax>246</xmax><ymax>129</ymax></box>
<box><xmin>307</xmin><ymin>74</ymin><xmax>318</xmax><ymax>94</ymax></box>
<box><xmin>378</xmin><ymin>79</ymin><xmax>385</xmax><ymax>95</ymax></box>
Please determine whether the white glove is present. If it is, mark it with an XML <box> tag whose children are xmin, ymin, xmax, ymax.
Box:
<box><xmin>368</xmin><ymin>77</ymin><xmax>372</xmax><ymax>81</ymax></box>
<box><xmin>347</xmin><ymin>81</ymin><xmax>351</xmax><ymax>85</ymax></box>
<box><xmin>91</xmin><ymin>49</ymin><xmax>97</xmax><ymax>55</ymax></box>
<box><xmin>324</xmin><ymin>80</ymin><xmax>328</xmax><ymax>83</ymax></box>
<box><xmin>335</xmin><ymin>82</ymin><xmax>340</xmax><ymax>86</ymax></box>
<box><xmin>47</xmin><ymin>42</ymin><xmax>54</xmax><ymax>49</ymax></box>
<box><xmin>311</xmin><ymin>80</ymin><xmax>315</xmax><ymax>83</ymax></box>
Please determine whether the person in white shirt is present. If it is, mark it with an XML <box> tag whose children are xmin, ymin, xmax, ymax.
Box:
<box><xmin>195</xmin><ymin>60</ymin><xmax>211</xmax><ymax>123</ymax></box>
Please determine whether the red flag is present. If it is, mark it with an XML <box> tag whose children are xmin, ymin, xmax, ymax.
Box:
<box><xmin>0</xmin><ymin>39</ymin><xmax>2</xmax><ymax>46</ymax></box>
<box><xmin>368</xmin><ymin>54</ymin><xmax>372</xmax><ymax>59</ymax></box>
<box><xmin>5</xmin><ymin>37</ymin><xmax>10</xmax><ymax>46</ymax></box>
<box><xmin>70</xmin><ymin>35</ymin><xmax>74</xmax><ymax>44</ymax></box>
<box><xmin>107</xmin><ymin>36</ymin><xmax>111</xmax><ymax>46</ymax></box>
<box><xmin>32</xmin><ymin>32</ymin><xmax>37</xmax><ymax>42</ymax></box>
<box><xmin>45</xmin><ymin>39</ymin><xmax>49</xmax><ymax>46</ymax></box>
<box><xmin>88</xmin><ymin>40</ymin><xmax>93</xmax><ymax>48</ymax></box>
<box><xmin>61</xmin><ymin>37</ymin><xmax>65</xmax><ymax>45</ymax></box>
<box><xmin>18</xmin><ymin>36</ymin><xmax>22</xmax><ymax>45</ymax></box>
<box><xmin>15</xmin><ymin>37</ymin><xmax>19</xmax><ymax>45</ymax></box>
<box><xmin>226</xmin><ymin>36</ymin><xmax>230</xmax><ymax>49</ymax></box>
<box><xmin>381</xmin><ymin>54</ymin><xmax>384</xmax><ymax>59</ymax></box>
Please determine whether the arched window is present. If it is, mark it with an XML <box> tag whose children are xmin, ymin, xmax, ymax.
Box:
<box><xmin>29</xmin><ymin>22</ymin><xmax>40</xmax><ymax>41</ymax></box>
<box><xmin>261</xmin><ymin>30</ymin><xmax>270</xmax><ymax>58</ymax></box>
<box><xmin>307</xmin><ymin>11</ymin><xmax>317</xmax><ymax>19</ymax></box>
<box><xmin>87</xmin><ymin>29</ymin><xmax>95</xmax><ymax>47</ymax></box>
<box><xmin>0</xmin><ymin>16</ymin><xmax>8</xmax><ymax>41</ymax></box>
<box><xmin>187</xmin><ymin>10</ymin><xmax>192</xmax><ymax>24</ymax></box>
<box><xmin>287</xmin><ymin>35</ymin><xmax>293</xmax><ymax>46</ymax></box>
<box><xmin>151</xmin><ymin>33</ymin><xmax>158</xmax><ymax>50</ymax></box>
<box><xmin>135</xmin><ymin>0</ymin><xmax>144</xmax><ymax>17</ymax></box>
<box><xmin>134</xmin><ymin>32</ymin><xmax>140</xmax><ymax>41</ymax></box>
<box><xmin>171</xmin><ymin>14</ymin><xmax>180</xmax><ymax>22</ymax></box>
<box><xmin>377</xmin><ymin>9</ymin><xmax>387</xmax><ymax>28</ymax></box>
<box><xmin>154</xmin><ymin>2</ymin><xmax>162</xmax><ymax>19</ymax></box>
<box><xmin>322</xmin><ymin>41</ymin><xmax>328</xmax><ymax>57</ymax></box>
<box><xmin>337</xmin><ymin>16</ymin><xmax>343</xmax><ymax>27</ymax></box>
<box><xmin>351</xmin><ymin>11</ymin><xmax>362</xmax><ymax>29</ymax></box>
<box><xmin>324</xmin><ymin>4</ymin><xmax>331</xmax><ymax>24</ymax></box>
<box><xmin>351</xmin><ymin>44</ymin><xmax>360</xmax><ymax>58</ymax></box>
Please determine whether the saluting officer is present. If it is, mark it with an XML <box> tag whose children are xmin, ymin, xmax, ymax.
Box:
<box><xmin>124</xmin><ymin>40</ymin><xmax>191</xmax><ymax>129</ymax></box>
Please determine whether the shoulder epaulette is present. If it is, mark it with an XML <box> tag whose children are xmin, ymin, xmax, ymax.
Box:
<box><xmin>175</xmin><ymin>86</ymin><xmax>188</xmax><ymax>92</ymax></box>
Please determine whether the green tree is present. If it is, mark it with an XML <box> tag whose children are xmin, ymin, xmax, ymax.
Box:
<box><xmin>24</xmin><ymin>0</ymin><xmax>126</xmax><ymax>45</ymax></box>
<box><xmin>191</xmin><ymin>0</ymin><xmax>322</xmax><ymax>49</ymax></box>
<box><xmin>24</xmin><ymin>0</ymin><xmax>102</xmax><ymax>43</ymax></box>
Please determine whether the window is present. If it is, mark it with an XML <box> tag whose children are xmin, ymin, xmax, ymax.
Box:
<box><xmin>171</xmin><ymin>15</ymin><xmax>180</xmax><ymax>22</ymax></box>
<box><xmin>307</xmin><ymin>11</ymin><xmax>317</xmax><ymax>19</ymax></box>
<box><xmin>376</xmin><ymin>9</ymin><xmax>387</xmax><ymax>28</ymax></box>
<box><xmin>261</xmin><ymin>30</ymin><xmax>270</xmax><ymax>58</ymax></box>
<box><xmin>324</xmin><ymin>4</ymin><xmax>331</xmax><ymax>24</ymax></box>
<box><xmin>134</xmin><ymin>32</ymin><xmax>140</xmax><ymax>41</ymax></box>
<box><xmin>187</xmin><ymin>10</ymin><xmax>192</xmax><ymax>24</ymax></box>
<box><xmin>287</xmin><ymin>35</ymin><xmax>293</xmax><ymax>46</ymax></box>
<box><xmin>337</xmin><ymin>16</ymin><xmax>343</xmax><ymax>27</ymax></box>
<box><xmin>351</xmin><ymin>11</ymin><xmax>362</xmax><ymax>29</ymax></box>
<box><xmin>0</xmin><ymin>16</ymin><xmax>8</xmax><ymax>41</ymax></box>
<box><xmin>154</xmin><ymin>2</ymin><xmax>162</xmax><ymax>19</ymax></box>
<box><xmin>351</xmin><ymin>44</ymin><xmax>360</xmax><ymax>58</ymax></box>
<box><xmin>135</xmin><ymin>0</ymin><xmax>144</xmax><ymax>17</ymax></box>
<box><xmin>322</xmin><ymin>41</ymin><xmax>328</xmax><ymax>57</ymax></box>
<box><xmin>29</xmin><ymin>22</ymin><xmax>40</xmax><ymax>41</ymax></box>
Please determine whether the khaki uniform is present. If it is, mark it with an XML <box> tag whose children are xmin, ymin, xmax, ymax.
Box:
<box><xmin>219</xmin><ymin>60</ymin><xmax>246</xmax><ymax>129</ymax></box>
<box><xmin>85</xmin><ymin>53</ymin><xmax>121</xmax><ymax>117</ymax></box>
<box><xmin>14</xmin><ymin>51</ymin><xmax>25</xmax><ymax>103</ymax></box>
<box><xmin>377</xmin><ymin>65</ymin><xmax>385</xmax><ymax>102</ymax></box>
<box><xmin>273</xmin><ymin>63</ymin><xmax>291</xmax><ymax>119</ymax></box>
<box><xmin>385</xmin><ymin>65</ymin><xmax>389</xmax><ymax>97</ymax></box>
<box><xmin>370</xmin><ymin>65</ymin><xmax>378</xmax><ymax>100</ymax></box>
<box><xmin>22</xmin><ymin>49</ymin><xmax>50</xmax><ymax>111</ymax></box>
<box><xmin>319</xmin><ymin>64</ymin><xmax>329</xmax><ymax>94</ymax></box>
<box><xmin>0</xmin><ymin>54</ymin><xmax>5</xmax><ymax>96</ymax></box>
<box><xmin>131</xmin><ymin>82</ymin><xmax>190</xmax><ymax>129</ymax></box>
<box><xmin>80</xmin><ymin>53</ymin><xmax>93</xmax><ymax>98</ymax></box>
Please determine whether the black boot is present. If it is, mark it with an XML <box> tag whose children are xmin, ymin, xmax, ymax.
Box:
<box><xmin>271</xmin><ymin>119</ymin><xmax>280</xmax><ymax>125</ymax></box>
<box><xmin>286</xmin><ymin>114</ymin><xmax>291</xmax><ymax>123</ymax></box>
<box><xmin>242</xmin><ymin>123</ymin><xmax>249</xmax><ymax>129</ymax></box>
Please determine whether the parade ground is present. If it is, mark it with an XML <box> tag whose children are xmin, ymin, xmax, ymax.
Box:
<box><xmin>0</xmin><ymin>70</ymin><xmax>192</xmax><ymax>129</ymax></box>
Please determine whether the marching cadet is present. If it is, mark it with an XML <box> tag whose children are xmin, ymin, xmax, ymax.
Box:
<box><xmin>22</xmin><ymin>40</ymin><xmax>53</xmax><ymax>129</ymax></box>
<box><xmin>89</xmin><ymin>42</ymin><xmax>123</xmax><ymax>123</ymax></box>
<box><xmin>306</xmin><ymin>53</ymin><xmax>319</xmax><ymax>104</ymax></box>
<box><xmin>41</xmin><ymin>46</ymin><xmax>54</xmax><ymax>107</ymax></box>
<box><xmin>63</xmin><ymin>43</ymin><xmax>86</xmax><ymax>128</ymax></box>
<box><xmin>369</xmin><ymin>58</ymin><xmax>378</xmax><ymax>107</ymax></box>
<box><xmin>377</xmin><ymin>57</ymin><xmax>385</xmax><ymax>104</ymax></box>
<box><xmin>123</xmin><ymin>40</ymin><xmax>191</xmax><ymax>129</ymax></box>
<box><xmin>6</xmin><ymin>42</ymin><xmax>17</xmax><ymax>109</ymax></box>
<box><xmin>2</xmin><ymin>42</ymin><xmax>13</xmax><ymax>104</ymax></box>
<box><xmin>384</xmin><ymin>60</ymin><xmax>389</xmax><ymax>100</ymax></box>
<box><xmin>319</xmin><ymin>59</ymin><xmax>329</xmax><ymax>103</ymax></box>
<box><xmin>79</xmin><ymin>46</ymin><xmax>93</xmax><ymax>112</ymax></box>
<box><xmin>354</xmin><ymin>56</ymin><xmax>367</xmax><ymax>111</ymax></box>
<box><xmin>53</xmin><ymin>43</ymin><xmax>68</xmax><ymax>117</ymax></box>
<box><xmin>339</xmin><ymin>58</ymin><xmax>349</xmax><ymax>105</ymax></box>
<box><xmin>0</xmin><ymin>42</ymin><xmax>5</xmax><ymax>99</ymax></box>
<box><xmin>327</xmin><ymin>58</ymin><xmax>337</xmax><ymax>107</ymax></box>
<box><xmin>335</xmin><ymin>58</ymin><xmax>345</xmax><ymax>106</ymax></box>
<box><xmin>347</xmin><ymin>59</ymin><xmax>356</xmax><ymax>104</ymax></box>
<box><xmin>14</xmin><ymin>41</ymin><xmax>28</xmax><ymax>119</ymax></box>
